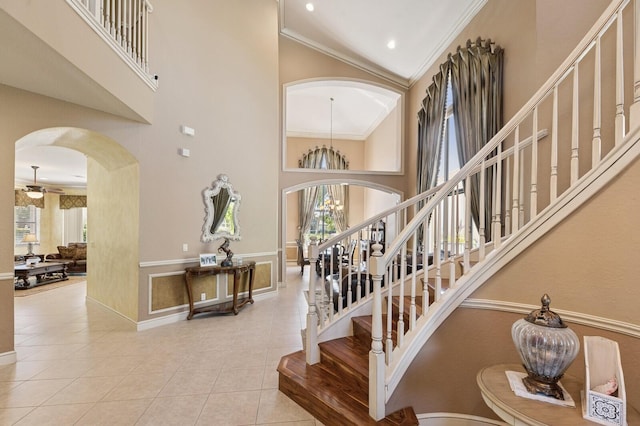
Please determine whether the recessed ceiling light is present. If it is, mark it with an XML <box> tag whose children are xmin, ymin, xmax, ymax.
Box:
<box><xmin>305</xmin><ymin>3</ymin><xmax>314</xmax><ymax>12</ymax></box>
<box><xmin>387</xmin><ymin>40</ymin><xmax>396</xmax><ymax>50</ymax></box>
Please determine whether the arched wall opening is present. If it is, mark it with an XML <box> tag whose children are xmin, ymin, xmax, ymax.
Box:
<box><xmin>280</xmin><ymin>179</ymin><xmax>402</xmax><ymax>286</ymax></box>
<box><xmin>15</xmin><ymin>127</ymin><xmax>140</xmax><ymax>321</ymax></box>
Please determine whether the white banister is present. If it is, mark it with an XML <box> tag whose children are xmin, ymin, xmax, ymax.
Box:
<box><xmin>66</xmin><ymin>0</ymin><xmax>156</xmax><ymax>88</ymax></box>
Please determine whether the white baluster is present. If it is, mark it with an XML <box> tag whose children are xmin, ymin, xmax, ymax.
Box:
<box><xmin>504</xmin><ymin>157</ymin><xmax>511</xmax><ymax>236</ymax></box>
<box><xmin>464</xmin><ymin>174</ymin><xmax>471</xmax><ymax>273</ymax></box>
<box><xmin>593</xmin><ymin>37</ymin><xmax>602</xmax><ymax>168</ymax></box>
<box><xmin>550</xmin><ymin>87</ymin><xmax>558</xmax><ymax>201</ymax></box>
<box><xmin>530</xmin><ymin>106</ymin><xmax>538</xmax><ymax>217</ymax></box>
<box><xmin>434</xmin><ymin>205</ymin><xmax>442</xmax><ymax>299</ymax></box>
<box><xmin>511</xmin><ymin>126</ymin><xmax>520</xmax><ymax>233</ymax></box>
<box><xmin>493</xmin><ymin>143</ymin><xmax>502</xmax><ymax>249</ymax></box>
<box><xmin>571</xmin><ymin>65</ymin><xmax>580</xmax><ymax>184</ymax></box>
<box><xmin>615</xmin><ymin>9</ymin><xmax>626</xmax><ymax>145</ymax></box>
<box><xmin>306</xmin><ymin>243</ymin><xmax>320</xmax><ymax>364</ymax></box>
<box><xmin>409</xmin><ymin>235</ymin><xmax>417</xmax><ymax>330</ymax></box>
<box><xmin>479</xmin><ymin>162</ymin><xmax>486</xmax><ymax>261</ymax></box>
<box><xmin>630</xmin><ymin>0</ymin><xmax>640</xmax><ymax>127</ymax></box>
<box><xmin>396</xmin><ymin>246</ymin><xmax>406</xmax><ymax>348</ymax></box>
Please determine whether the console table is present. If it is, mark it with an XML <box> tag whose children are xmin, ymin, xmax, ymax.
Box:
<box><xmin>477</xmin><ymin>363</ymin><xmax>640</xmax><ymax>425</ymax></box>
<box><xmin>14</xmin><ymin>262</ymin><xmax>68</xmax><ymax>289</ymax></box>
<box><xmin>184</xmin><ymin>261</ymin><xmax>255</xmax><ymax>319</ymax></box>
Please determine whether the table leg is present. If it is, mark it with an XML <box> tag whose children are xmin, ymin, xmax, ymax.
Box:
<box><xmin>185</xmin><ymin>274</ymin><xmax>195</xmax><ymax>320</ymax></box>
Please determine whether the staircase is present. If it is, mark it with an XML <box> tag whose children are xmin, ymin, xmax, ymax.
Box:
<box><xmin>279</xmin><ymin>0</ymin><xmax>640</xmax><ymax>422</ymax></box>
<box><xmin>278</xmin><ymin>296</ymin><xmax>422</xmax><ymax>425</ymax></box>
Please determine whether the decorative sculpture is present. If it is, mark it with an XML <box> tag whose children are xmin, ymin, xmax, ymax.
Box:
<box><xmin>218</xmin><ymin>237</ymin><xmax>234</xmax><ymax>267</ymax></box>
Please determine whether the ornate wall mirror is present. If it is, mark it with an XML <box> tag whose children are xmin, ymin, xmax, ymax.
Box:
<box><xmin>202</xmin><ymin>174</ymin><xmax>242</xmax><ymax>242</ymax></box>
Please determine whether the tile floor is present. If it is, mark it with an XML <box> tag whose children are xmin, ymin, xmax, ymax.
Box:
<box><xmin>0</xmin><ymin>266</ymin><xmax>323</xmax><ymax>425</ymax></box>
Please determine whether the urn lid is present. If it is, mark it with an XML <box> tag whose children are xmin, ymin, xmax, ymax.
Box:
<box><xmin>524</xmin><ymin>294</ymin><xmax>567</xmax><ymax>328</ymax></box>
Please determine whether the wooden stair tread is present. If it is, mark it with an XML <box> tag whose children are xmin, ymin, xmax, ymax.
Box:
<box><xmin>319</xmin><ymin>336</ymin><xmax>369</xmax><ymax>381</ymax></box>
<box><xmin>279</xmin><ymin>347</ymin><xmax>418</xmax><ymax>425</ymax></box>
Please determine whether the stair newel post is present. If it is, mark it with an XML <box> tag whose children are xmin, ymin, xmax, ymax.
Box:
<box><xmin>369</xmin><ymin>242</ymin><xmax>386</xmax><ymax>421</ymax></box>
<box><xmin>305</xmin><ymin>242</ymin><xmax>320</xmax><ymax>365</ymax></box>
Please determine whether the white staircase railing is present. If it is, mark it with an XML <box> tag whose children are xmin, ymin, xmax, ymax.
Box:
<box><xmin>66</xmin><ymin>0</ymin><xmax>157</xmax><ymax>89</ymax></box>
<box><xmin>365</xmin><ymin>0</ymin><xmax>640</xmax><ymax>419</ymax></box>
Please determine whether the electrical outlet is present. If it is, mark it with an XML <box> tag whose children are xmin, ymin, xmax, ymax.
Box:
<box><xmin>200</xmin><ymin>292</ymin><xmax>206</xmax><ymax>301</ymax></box>
<box><xmin>182</xmin><ymin>243</ymin><xmax>188</xmax><ymax>252</ymax></box>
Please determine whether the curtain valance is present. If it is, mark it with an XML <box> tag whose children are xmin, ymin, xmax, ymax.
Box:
<box><xmin>14</xmin><ymin>190</ymin><xmax>45</xmax><ymax>208</ymax></box>
<box><xmin>60</xmin><ymin>195</ymin><xmax>87</xmax><ymax>209</ymax></box>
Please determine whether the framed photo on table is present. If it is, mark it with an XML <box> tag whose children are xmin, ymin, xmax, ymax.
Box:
<box><xmin>199</xmin><ymin>253</ymin><xmax>216</xmax><ymax>267</ymax></box>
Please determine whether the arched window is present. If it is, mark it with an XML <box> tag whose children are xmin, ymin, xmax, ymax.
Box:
<box><xmin>298</xmin><ymin>146</ymin><xmax>349</xmax><ymax>242</ymax></box>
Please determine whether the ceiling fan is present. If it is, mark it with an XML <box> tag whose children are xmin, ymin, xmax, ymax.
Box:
<box><xmin>23</xmin><ymin>165</ymin><xmax>65</xmax><ymax>199</ymax></box>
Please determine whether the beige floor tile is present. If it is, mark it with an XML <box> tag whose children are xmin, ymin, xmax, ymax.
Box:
<box><xmin>13</xmin><ymin>402</ymin><xmax>94</xmax><ymax>425</ymax></box>
<box><xmin>102</xmin><ymin>373</ymin><xmax>172</xmax><ymax>401</ymax></box>
<box><xmin>0</xmin><ymin>379</ymin><xmax>73</xmax><ymax>408</ymax></box>
<box><xmin>255</xmin><ymin>389</ymin><xmax>315</xmax><ymax>424</ymax></box>
<box><xmin>30</xmin><ymin>358</ymin><xmax>97</xmax><ymax>380</ymax></box>
<box><xmin>5</xmin><ymin>270</ymin><xmax>323</xmax><ymax>424</ymax></box>
<box><xmin>157</xmin><ymin>369</ymin><xmax>219</xmax><ymax>397</ymax></box>
<box><xmin>196</xmin><ymin>391</ymin><xmax>261</xmax><ymax>425</ymax></box>
<box><xmin>75</xmin><ymin>399</ymin><xmax>152</xmax><ymax>425</ymax></box>
<box><xmin>0</xmin><ymin>360</ymin><xmax>55</xmax><ymax>382</ymax></box>
<box><xmin>81</xmin><ymin>356</ymin><xmax>141</xmax><ymax>377</ymax></box>
<box><xmin>135</xmin><ymin>394</ymin><xmax>208</xmax><ymax>426</ymax></box>
<box><xmin>43</xmin><ymin>376</ymin><xmax>124</xmax><ymax>405</ymax></box>
<box><xmin>212</xmin><ymin>367</ymin><xmax>266</xmax><ymax>393</ymax></box>
<box><xmin>0</xmin><ymin>407</ymin><xmax>34</xmax><ymax>425</ymax></box>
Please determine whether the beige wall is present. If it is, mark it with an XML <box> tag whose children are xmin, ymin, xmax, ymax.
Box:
<box><xmin>1</xmin><ymin>0</ymin><xmax>280</xmax><ymax>354</ymax></box>
<box><xmin>364</xmin><ymin>102</ymin><xmax>401</xmax><ymax>172</ymax></box>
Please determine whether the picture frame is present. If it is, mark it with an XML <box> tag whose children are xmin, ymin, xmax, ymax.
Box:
<box><xmin>199</xmin><ymin>253</ymin><xmax>217</xmax><ymax>267</ymax></box>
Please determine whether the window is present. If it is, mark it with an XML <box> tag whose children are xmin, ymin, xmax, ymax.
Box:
<box><xmin>15</xmin><ymin>205</ymin><xmax>40</xmax><ymax>245</ymax></box>
<box><xmin>436</xmin><ymin>81</ymin><xmax>460</xmax><ymax>185</ymax></box>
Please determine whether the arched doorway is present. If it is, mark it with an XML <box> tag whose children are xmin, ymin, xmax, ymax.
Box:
<box><xmin>15</xmin><ymin>127</ymin><xmax>140</xmax><ymax>320</ymax></box>
<box><xmin>280</xmin><ymin>178</ymin><xmax>402</xmax><ymax>287</ymax></box>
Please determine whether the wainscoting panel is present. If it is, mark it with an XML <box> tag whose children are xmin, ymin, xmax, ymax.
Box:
<box><xmin>150</xmin><ymin>272</ymin><xmax>218</xmax><ymax>312</ymax></box>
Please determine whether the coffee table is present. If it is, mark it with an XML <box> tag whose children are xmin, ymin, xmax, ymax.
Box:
<box><xmin>14</xmin><ymin>262</ymin><xmax>68</xmax><ymax>289</ymax></box>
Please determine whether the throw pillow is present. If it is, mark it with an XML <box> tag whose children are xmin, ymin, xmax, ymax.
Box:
<box><xmin>58</xmin><ymin>246</ymin><xmax>76</xmax><ymax>259</ymax></box>
<box><xmin>74</xmin><ymin>246</ymin><xmax>87</xmax><ymax>260</ymax></box>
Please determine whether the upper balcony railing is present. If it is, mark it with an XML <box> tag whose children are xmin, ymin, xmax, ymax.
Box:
<box><xmin>66</xmin><ymin>0</ymin><xmax>157</xmax><ymax>89</ymax></box>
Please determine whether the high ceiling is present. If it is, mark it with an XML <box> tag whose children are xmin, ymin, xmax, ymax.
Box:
<box><xmin>279</xmin><ymin>0</ymin><xmax>486</xmax><ymax>86</ymax></box>
<box><xmin>12</xmin><ymin>1</ymin><xmax>486</xmax><ymax>188</ymax></box>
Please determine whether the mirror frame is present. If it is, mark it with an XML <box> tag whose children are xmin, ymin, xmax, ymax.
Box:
<box><xmin>202</xmin><ymin>174</ymin><xmax>242</xmax><ymax>242</ymax></box>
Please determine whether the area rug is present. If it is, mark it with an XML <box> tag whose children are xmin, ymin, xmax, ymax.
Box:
<box><xmin>14</xmin><ymin>275</ymin><xmax>86</xmax><ymax>297</ymax></box>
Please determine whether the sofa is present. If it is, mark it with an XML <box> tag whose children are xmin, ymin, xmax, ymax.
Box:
<box><xmin>46</xmin><ymin>242</ymin><xmax>87</xmax><ymax>274</ymax></box>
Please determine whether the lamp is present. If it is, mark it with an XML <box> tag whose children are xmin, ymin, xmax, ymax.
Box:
<box><xmin>26</xmin><ymin>189</ymin><xmax>44</xmax><ymax>199</ymax></box>
<box><xmin>21</xmin><ymin>233</ymin><xmax>38</xmax><ymax>256</ymax></box>
<box><xmin>25</xmin><ymin>166</ymin><xmax>45</xmax><ymax>199</ymax></box>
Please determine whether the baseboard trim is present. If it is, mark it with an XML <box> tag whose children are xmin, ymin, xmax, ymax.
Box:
<box><xmin>137</xmin><ymin>289</ymin><xmax>277</xmax><ymax>331</ymax></box>
<box><xmin>0</xmin><ymin>350</ymin><xmax>17</xmax><ymax>366</ymax></box>
<box><xmin>462</xmin><ymin>298</ymin><xmax>640</xmax><ymax>338</ymax></box>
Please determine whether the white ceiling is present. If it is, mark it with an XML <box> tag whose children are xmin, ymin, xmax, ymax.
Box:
<box><xmin>279</xmin><ymin>0</ymin><xmax>486</xmax><ymax>86</ymax></box>
<box><xmin>12</xmin><ymin>1</ymin><xmax>486</xmax><ymax>187</ymax></box>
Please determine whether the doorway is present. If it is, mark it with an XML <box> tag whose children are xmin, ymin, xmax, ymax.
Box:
<box><xmin>14</xmin><ymin>127</ymin><xmax>140</xmax><ymax>321</ymax></box>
